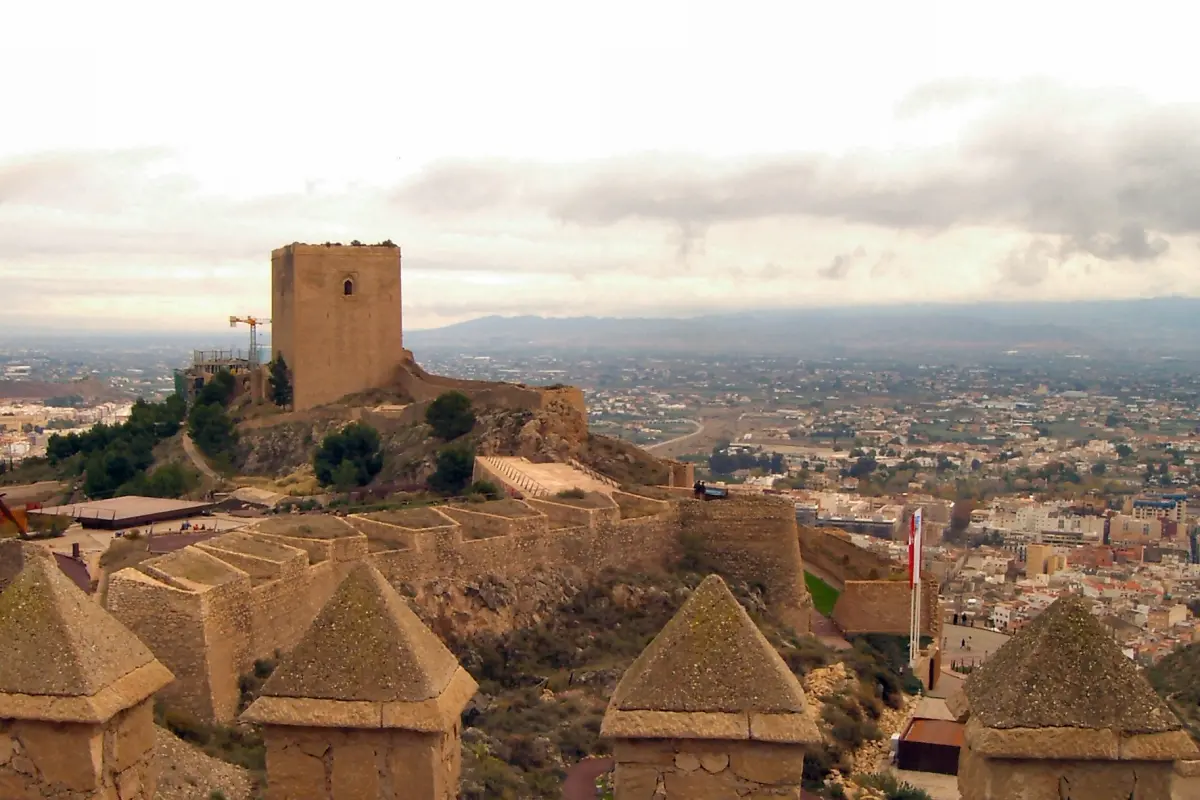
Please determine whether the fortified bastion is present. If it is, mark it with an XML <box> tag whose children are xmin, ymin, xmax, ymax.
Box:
<box><xmin>105</xmin><ymin>486</ymin><xmax>813</xmax><ymax>723</ymax></box>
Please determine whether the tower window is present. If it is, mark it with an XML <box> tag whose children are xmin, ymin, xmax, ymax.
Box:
<box><xmin>343</xmin><ymin>279</ymin><xmax>354</xmax><ymax>296</ymax></box>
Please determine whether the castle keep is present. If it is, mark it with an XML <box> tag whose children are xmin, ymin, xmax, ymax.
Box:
<box><xmin>271</xmin><ymin>243</ymin><xmax>404</xmax><ymax>410</ymax></box>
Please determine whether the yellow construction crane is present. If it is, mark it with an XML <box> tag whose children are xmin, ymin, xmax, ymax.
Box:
<box><xmin>229</xmin><ymin>316</ymin><xmax>271</xmax><ymax>368</ymax></box>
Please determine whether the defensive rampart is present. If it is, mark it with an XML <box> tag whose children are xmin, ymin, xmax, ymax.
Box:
<box><xmin>799</xmin><ymin>525</ymin><xmax>900</xmax><ymax>584</ymax></box>
<box><xmin>394</xmin><ymin>350</ymin><xmax>587</xmax><ymax>417</ymax></box>
<box><xmin>831</xmin><ymin>576</ymin><xmax>942</xmax><ymax>641</ymax></box>
<box><xmin>105</xmin><ymin>490</ymin><xmax>813</xmax><ymax>723</ymax></box>
<box><xmin>678</xmin><ymin>494</ymin><xmax>813</xmax><ymax>633</ymax></box>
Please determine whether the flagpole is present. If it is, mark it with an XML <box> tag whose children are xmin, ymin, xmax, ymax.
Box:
<box><xmin>909</xmin><ymin>508</ymin><xmax>923</xmax><ymax>670</ymax></box>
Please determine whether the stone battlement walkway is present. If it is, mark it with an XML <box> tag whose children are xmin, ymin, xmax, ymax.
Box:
<box><xmin>477</xmin><ymin>456</ymin><xmax>619</xmax><ymax>498</ymax></box>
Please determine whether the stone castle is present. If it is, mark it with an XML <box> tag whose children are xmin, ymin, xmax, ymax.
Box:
<box><xmin>3</xmin><ymin>241</ymin><xmax>1199</xmax><ymax>798</ymax></box>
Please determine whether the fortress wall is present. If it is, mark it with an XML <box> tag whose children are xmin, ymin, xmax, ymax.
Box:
<box><xmin>395</xmin><ymin>353</ymin><xmax>587</xmax><ymax>417</ymax></box>
<box><xmin>199</xmin><ymin>573</ymin><xmax>256</xmax><ymax>722</ymax></box>
<box><xmin>370</xmin><ymin>511</ymin><xmax>680</xmax><ymax>592</ymax></box>
<box><xmin>250</xmin><ymin>559</ymin><xmax>341</xmax><ymax>663</ymax></box>
<box><xmin>798</xmin><ymin>525</ymin><xmax>898</xmax><ymax>584</ymax></box>
<box><xmin>437</xmin><ymin>506</ymin><xmax>549</xmax><ymax>540</ymax></box>
<box><xmin>193</xmin><ymin>542</ymin><xmax>303</xmax><ymax>584</ymax></box>
<box><xmin>612</xmin><ymin>490</ymin><xmax>672</xmax><ymax>519</ymax></box>
<box><xmin>524</xmin><ymin>497</ymin><xmax>618</xmax><ymax>529</ymax></box>
<box><xmin>253</xmin><ymin>533</ymin><xmax>336</xmax><ymax>564</ymax></box>
<box><xmin>679</xmin><ymin>495</ymin><xmax>812</xmax><ymax>633</ymax></box>
<box><xmin>348</xmin><ymin>515</ymin><xmax>421</xmax><ymax>551</ymax></box>
<box><xmin>106</xmin><ymin>571</ymin><xmax>214</xmax><ymax>720</ymax></box>
<box><xmin>831</xmin><ymin>576</ymin><xmax>941</xmax><ymax>638</ymax></box>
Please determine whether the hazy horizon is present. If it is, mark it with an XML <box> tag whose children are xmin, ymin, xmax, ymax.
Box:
<box><xmin>3</xmin><ymin>2</ymin><xmax>1199</xmax><ymax>332</ymax></box>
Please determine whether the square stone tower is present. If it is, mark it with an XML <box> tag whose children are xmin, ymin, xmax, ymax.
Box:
<box><xmin>271</xmin><ymin>243</ymin><xmax>403</xmax><ymax>410</ymax></box>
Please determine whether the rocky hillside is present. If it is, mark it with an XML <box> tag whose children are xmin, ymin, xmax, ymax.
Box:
<box><xmin>444</xmin><ymin>563</ymin><xmax>923</xmax><ymax>799</ymax></box>
<box><xmin>233</xmin><ymin>393</ymin><xmax>667</xmax><ymax>489</ymax></box>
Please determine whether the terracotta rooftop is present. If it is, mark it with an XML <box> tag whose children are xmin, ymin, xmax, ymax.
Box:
<box><xmin>243</xmin><ymin>563</ymin><xmax>476</xmax><ymax>731</ymax></box>
<box><xmin>965</xmin><ymin>594</ymin><xmax>1181</xmax><ymax>734</ymax></box>
<box><xmin>0</xmin><ymin>550</ymin><xmax>173</xmax><ymax>722</ymax></box>
<box><xmin>602</xmin><ymin>574</ymin><xmax>819</xmax><ymax>743</ymax></box>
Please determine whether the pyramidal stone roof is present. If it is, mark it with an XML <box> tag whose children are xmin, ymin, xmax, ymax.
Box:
<box><xmin>242</xmin><ymin>563</ymin><xmax>477</xmax><ymax>731</ymax></box>
<box><xmin>602</xmin><ymin>574</ymin><xmax>819</xmax><ymax>744</ymax></box>
<box><xmin>966</xmin><ymin>594</ymin><xmax>1181</xmax><ymax>734</ymax></box>
<box><xmin>0</xmin><ymin>549</ymin><xmax>173</xmax><ymax>722</ymax></box>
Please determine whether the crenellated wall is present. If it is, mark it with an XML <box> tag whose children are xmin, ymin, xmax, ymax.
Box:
<box><xmin>107</xmin><ymin>491</ymin><xmax>814</xmax><ymax>723</ymax></box>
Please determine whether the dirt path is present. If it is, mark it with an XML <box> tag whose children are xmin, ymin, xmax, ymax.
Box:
<box><xmin>645</xmin><ymin>419</ymin><xmax>704</xmax><ymax>457</ymax></box>
<box><xmin>180</xmin><ymin>433</ymin><xmax>221</xmax><ymax>483</ymax></box>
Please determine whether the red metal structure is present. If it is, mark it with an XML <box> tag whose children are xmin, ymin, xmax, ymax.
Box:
<box><xmin>0</xmin><ymin>492</ymin><xmax>29</xmax><ymax>538</ymax></box>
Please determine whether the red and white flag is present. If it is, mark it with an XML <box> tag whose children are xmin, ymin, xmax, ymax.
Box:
<box><xmin>908</xmin><ymin>508</ymin><xmax>923</xmax><ymax>586</ymax></box>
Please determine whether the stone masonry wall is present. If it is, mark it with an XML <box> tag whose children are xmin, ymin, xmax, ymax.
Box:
<box><xmin>109</xmin><ymin>493</ymin><xmax>815</xmax><ymax>722</ymax></box>
<box><xmin>799</xmin><ymin>526</ymin><xmax>898</xmax><ymax>584</ymax></box>
<box><xmin>678</xmin><ymin>495</ymin><xmax>813</xmax><ymax>633</ymax></box>
<box><xmin>0</xmin><ymin>696</ymin><xmax>158</xmax><ymax>800</ymax></box>
<box><xmin>436</xmin><ymin>506</ymin><xmax>548</xmax><ymax>540</ymax></box>
<box><xmin>524</xmin><ymin>497</ymin><xmax>618</xmax><ymax>529</ymax></box>
<box><xmin>249</xmin><ymin>559</ymin><xmax>340</xmax><ymax>662</ymax></box>
<box><xmin>831</xmin><ymin>577</ymin><xmax>941</xmax><ymax>639</ymax></box>
<box><xmin>105</xmin><ymin>572</ymin><xmax>213</xmax><ymax>721</ymax></box>
<box><xmin>612</xmin><ymin>739</ymin><xmax>807</xmax><ymax>799</ymax></box>
<box><xmin>957</xmin><ymin>740</ymin><xmax>1177</xmax><ymax>800</ymax></box>
<box><xmin>261</xmin><ymin>726</ymin><xmax>459</xmax><ymax>800</ymax></box>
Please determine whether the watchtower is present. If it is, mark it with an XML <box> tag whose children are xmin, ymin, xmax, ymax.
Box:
<box><xmin>271</xmin><ymin>242</ymin><xmax>403</xmax><ymax>410</ymax></box>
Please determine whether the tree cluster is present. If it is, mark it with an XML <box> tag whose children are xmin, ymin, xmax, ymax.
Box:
<box><xmin>708</xmin><ymin>446</ymin><xmax>785</xmax><ymax>476</ymax></box>
<box><xmin>46</xmin><ymin>396</ymin><xmax>188</xmax><ymax>499</ymax></box>
<box><xmin>187</xmin><ymin>370</ymin><xmax>239</xmax><ymax>464</ymax></box>
<box><xmin>314</xmin><ymin>422</ymin><xmax>384</xmax><ymax>490</ymax></box>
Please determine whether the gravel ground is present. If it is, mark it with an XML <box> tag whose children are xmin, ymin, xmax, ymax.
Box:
<box><xmin>154</xmin><ymin>727</ymin><xmax>255</xmax><ymax>800</ymax></box>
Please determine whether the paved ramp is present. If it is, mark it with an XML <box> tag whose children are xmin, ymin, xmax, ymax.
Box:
<box><xmin>477</xmin><ymin>456</ymin><xmax>619</xmax><ymax>498</ymax></box>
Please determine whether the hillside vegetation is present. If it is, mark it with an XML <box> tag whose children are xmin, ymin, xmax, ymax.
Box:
<box><xmin>1148</xmin><ymin>642</ymin><xmax>1200</xmax><ymax>741</ymax></box>
<box><xmin>447</xmin><ymin>558</ymin><xmax>921</xmax><ymax>799</ymax></box>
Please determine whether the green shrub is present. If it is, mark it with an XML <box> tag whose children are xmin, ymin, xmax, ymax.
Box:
<box><xmin>556</xmin><ymin>487</ymin><xmax>586</xmax><ymax>499</ymax></box>
<box><xmin>468</xmin><ymin>480</ymin><xmax>502</xmax><ymax>500</ymax></box>
<box><xmin>426</xmin><ymin>391</ymin><xmax>476</xmax><ymax>440</ymax></box>
<box><xmin>855</xmin><ymin>772</ymin><xmax>933</xmax><ymax>800</ymax></box>
<box><xmin>313</xmin><ymin>422</ymin><xmax>384</xmax><ymax>488</ymax></box>
<box><xmin>429</xmin><ymin>446</ymin><xmax>475</xmax><ymax>495</ymax></box>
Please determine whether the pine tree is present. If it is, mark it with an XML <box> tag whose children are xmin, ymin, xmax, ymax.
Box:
<box><xmin>268</xmin><ymin>354</ymin><xmax>293</xmax><ymax>408</ymax></box>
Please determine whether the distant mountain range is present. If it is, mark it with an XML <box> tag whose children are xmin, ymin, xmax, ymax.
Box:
<box><xmin>405</xmin><ymin>298</ymin><xmax>1200</xmax><ymax>360</ymax></box>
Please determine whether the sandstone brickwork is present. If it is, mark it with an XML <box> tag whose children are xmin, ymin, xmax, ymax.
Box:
<box><xmin>602</xmin><ymin>575</ymin><xmax>820</xmax><ymax>799</ymax></box>
<box><xmin>957</xmin><ymin>594</ymin><xmax>1197</xmax><ymax>799</ymax></box>
<box><xmin>271</xmin><ymin>243</ymin><xmax>404</xmax><ymax>411</ymax></box>
<box><xmin>831</xmin><ymin>576</ymin><xmax>941</xmax><ymax>640</ymax></box>
<box><xmin>0</xmin><ymin>544</ymin><xmax>173</xmax><ymax>800</ymax></box>
<box><xmin>242</xmin><ymin>563</ymin><xmax>476</xmax><ymax>800</ymax></box>
<box><xmin>798</xmin><ymin>525</ymin><xmax>899</xmax><ymax>583</ymax></box>
<box><xmin>679</xmin><ymin>494</ymin><xmax>813</xmax><ymax>633</ymax></box>
<box><xmin>106</xmin><ymin>490</ymin><xmax>813</xmax><ymax>724</ymax></box>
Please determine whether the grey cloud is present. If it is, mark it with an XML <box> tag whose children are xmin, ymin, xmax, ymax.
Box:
<box><xmin>999</xmin><ymin>239</ymin><xmax>1056</xmax><ymax>287</ymax></box>
<box><xmin>870</xmin><ymin>251</ymin><xmax>897</xmax><ymax>278</ymax></box>
<box><xmin>818</xmin><ymin>246</ymin><xmax>867</xmax><ymax>280</ymax></box>
<box><xmin>395</xmin><ymin>82</ymin><xmax>1200</xmax><ymax>264</ymax></box>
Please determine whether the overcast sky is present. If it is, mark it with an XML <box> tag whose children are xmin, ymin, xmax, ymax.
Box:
<box><xmin>3</xmin><ymin>1</ymin><xmax>1198</xmax><ymax>333</ymax></box>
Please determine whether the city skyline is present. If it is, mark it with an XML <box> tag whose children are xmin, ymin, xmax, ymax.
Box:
<box><xmin>3</xmin><ymin>1</ymin><xmax>1198</xmax><ymax>332</ymax></box>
